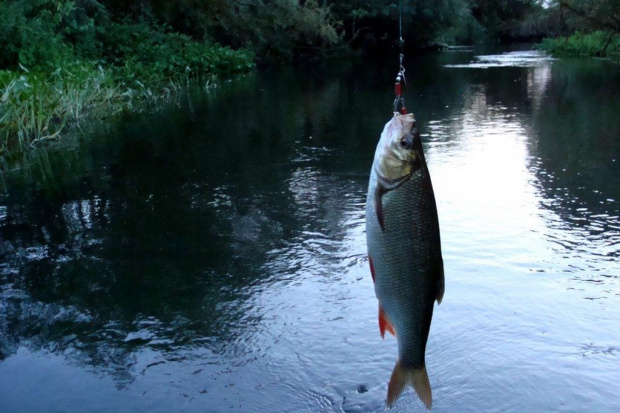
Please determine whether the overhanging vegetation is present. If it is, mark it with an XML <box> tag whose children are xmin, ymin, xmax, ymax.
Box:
<box><xmin>1</xmin><ymin>0</ymin><xmax>618</xmax><ymax>165</ymax></box>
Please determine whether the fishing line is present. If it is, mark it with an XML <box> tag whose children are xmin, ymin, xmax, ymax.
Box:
<box><xmin>399</xmin><ymin>0</ymin><xmax>403</xmax><ymax>44</ymax></box>
<box><xmin>393</xmin><ymin>0</ymin><xmax>407</xmax><ymax>114</ymax></box>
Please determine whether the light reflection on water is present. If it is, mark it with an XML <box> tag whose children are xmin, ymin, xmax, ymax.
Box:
<box><xmin>1</xmin><ymin>50</ymin><xmax>620</xmax><ymax>412</ymax></box>
<box><xmin>444</xmin><ymin>50</ymin><xmax>555</xmax><ymax>69</ymax></box>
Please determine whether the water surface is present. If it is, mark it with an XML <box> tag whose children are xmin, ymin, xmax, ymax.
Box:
<box><xmin>1</xmin><ymin>49</ymin><xmax>619</xmax><ymax>412</ymax></box>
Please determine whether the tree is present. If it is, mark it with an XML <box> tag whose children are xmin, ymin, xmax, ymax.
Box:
<box><xmin>549</xmin><ymin>0</ymin><xmax>620</xmax><ymax>54</ymax></box>
<box><xmin>556</xmin><ymin>0</ymin><xmax>620</xmax><ymax>33</ymax></box>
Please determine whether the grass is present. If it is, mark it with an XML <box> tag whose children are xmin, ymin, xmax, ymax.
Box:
<box><xmin>0</xmin><ymin>47</ymin><xmax>254</xmax><ymax>166</ymax></box>
<box><xmin>537</xmin><ymin>31</ymin><xmax>620</xmax><ymax>57</ymax></box>
<box><xmin>0</xmin><ymin>63</ymin><xmax>169</xmax><ymax>163</ymax></box>
<box><xmin>0</xmin><ymin>0</ymin><xmax>343</xmax><ymax>167</ymax></box>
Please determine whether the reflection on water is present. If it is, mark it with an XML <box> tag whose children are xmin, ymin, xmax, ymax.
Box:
<box><xmin>1</xmin><ymin>51</ymin><xmax>620</xmax><ymax>412</ymax></box>
<box><xmin>530</xmin><ymin>58</ymin><xmax>620</xmax><ymax>298</ymax></box>
<box><xmin>444</xmin><ymin>50</ymin><xmax>555</xmax><ymax>68</ymax></box>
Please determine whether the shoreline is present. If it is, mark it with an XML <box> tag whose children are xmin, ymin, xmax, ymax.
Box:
<box><xmin>0</xmin><ymin>47</ymin><xmax>255</xmax><ymax>167</ymax></box>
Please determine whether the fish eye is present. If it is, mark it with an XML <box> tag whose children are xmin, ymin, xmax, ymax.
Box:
<box><xmin>400</xmin><ymin>134</ymin><xmax>413</xmax><ymax>150</ymax></box>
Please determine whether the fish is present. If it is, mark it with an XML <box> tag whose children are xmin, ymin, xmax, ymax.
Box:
<box><xmin>365</xmin><ymin>112</ymin><xmax>444</xmax><ymax>410</ymax></box>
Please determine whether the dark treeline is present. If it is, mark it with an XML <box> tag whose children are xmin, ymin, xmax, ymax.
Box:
<box><xmin>4</xmin><ymin>0</ymin><xmax>618</xmax><ymax>70</ymax></box>
<box><xmin>331</xmin><ymin>1</ymin><xmax>620</xmax><ymax>55</ymax></box>
<box><xmin>537</xmin><ymin>1</ymin><xmax>620</xmax><ymax>56</ymax></box>
<box><xmin>1</xmin><ymin>0</ymin><xmax>618</xmax><ymax>161</ymax></box>
<box><xmin>1</xmin><ymin>1</ymin><xmax>619</xmax><ymax>71</ymax></box>
<box><xmin>333</xmin><ymin>0</ymin><xmax>547</xmax><ymax>52</ymax></box>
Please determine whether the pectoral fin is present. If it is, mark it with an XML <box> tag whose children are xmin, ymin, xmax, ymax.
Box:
<box><xmin>374</xmin><ymin>183</ymin><xmax>387</xmax><ymax>232</ymax></box>
<box><xmin>369</xmin><ymin>255</ymin><xmax>376</xmax><ymax>283</ymax></box>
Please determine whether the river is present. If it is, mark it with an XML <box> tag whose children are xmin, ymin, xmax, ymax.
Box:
<box><xmin>1</xmin><ymin>48</ymin><xmax>619</xmax><ymax>412</ymax></box>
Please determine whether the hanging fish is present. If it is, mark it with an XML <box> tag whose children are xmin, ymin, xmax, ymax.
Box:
<box><xmin>365</xmin><ymin>112</ymin><xmax>444</xmax><ymax>409</ymax></box>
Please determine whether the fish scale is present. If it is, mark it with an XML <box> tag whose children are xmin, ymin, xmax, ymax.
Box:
<box><xmin>367</xmin><ymin>166</ymin><xmax>441</xmax><ymax>365</ymax></box>
<box><xmin>365</xmin><ymin>113</ymin><xmax>444</xmax><ymax>409</ymax></box>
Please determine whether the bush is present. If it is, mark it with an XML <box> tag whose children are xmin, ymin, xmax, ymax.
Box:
<box><xmin>102</xmin><ymin>22</ymin><xmax>254</xmax><ymax>83</ymax></box>
<box><xmin>176</xmin><ymin>0</ymin><xmax>341</xmax><ymax>62</ymax></box>
<box><xmin>0</xmin><ymin>63</ymin><xmax>122</xmax><ymax>156</ymax></box>
<box><xmin>0</xmin><ymin>43</ymin><xmax>254</xmax><ymax>160</ymax></box>
<box><xmin>0</xmin><ymin>0</ymin><xmax>110</xmax><ymax>70</ymax></box>
<box><xmin>0</xmin><ymin>1</ymin><xmax>256</xmax><ymax>161</ymax></box>
<box><xmin>537</xmin><ymin>31</ymin><xmax>620</xmax><ymax>57</ymax></box>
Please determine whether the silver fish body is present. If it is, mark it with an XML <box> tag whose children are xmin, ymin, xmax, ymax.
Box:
<box><xmin>365</xmin><ymin>113</ymin><xmax>444</xmax><ymax>409</ymax></box>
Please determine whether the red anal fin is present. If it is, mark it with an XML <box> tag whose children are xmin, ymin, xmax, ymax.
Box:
<box><xmin>369</xmin><ymin>255</ymin><xmax>376</xmax><ymax>283</ymax></box>
<box><xmin>379</xmin><ymin>305</ymin><xmax>396</xmax><ymax>338</ymax></box>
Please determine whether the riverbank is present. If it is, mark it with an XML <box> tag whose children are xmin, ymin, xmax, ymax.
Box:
<box><xmin>3</xmin><ymin>0</ymin><xmax>615</xmax><ymax>167</ymax></box>
<box><xmin>0</xmin><ymin>0</ymin><xmax>355</xmax><ymax>166</ymax></box>
<box><xmin>537</xmin><ymin>31</ymin><xmax>620</xmax><ymax>57</ymax></box>
<box><xmin>0</xmin><ymin>45</ymin><xmax>254</xmax><ymax>166</ymax></box>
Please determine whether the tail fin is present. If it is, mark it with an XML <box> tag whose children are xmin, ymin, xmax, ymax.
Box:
<box><xmin>387</xmin><ymin>361</ymin><xmax>432</xmax><ymax>410</ymax></box>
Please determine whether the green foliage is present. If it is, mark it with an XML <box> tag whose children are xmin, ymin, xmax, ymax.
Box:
<box><xmin>0</xmin><ymin>0</ymin><xmax>256</xmax><ymax>160</ymax></box>
<box><xmin>537</xmin><ymin>30</ymin><xmax>620</xmax><ymax>56</ymax></box>
<box><xmin>5</xmin><ymin>0</ymin><xmax>611</xmax><ymax>163</ymax></box>
<box><xmin>92</xmin><ymin>0</ymin><xmax>341</xmax><ymax>62</ymax></box>
<box><xmin>330</xmin><ymin>0</ymin><xmax>503</xmax><ymax>50</ymax></box>
<box><xmin>469</xmin><ymin>0</ymin><xmax>551</xmax><ymax>41</ymax></box>
<box><xmin>549</xmin><ymin>0</ymin><xmax>620</xmax><ymax>34</ymax></box>
<box><xmin>0</xmin><ymin>0</ymin><xmax>109</xmax><ymax>69</ymax></box>
<box><xmin>0</xmin><ymin>1</ymin><xmax>255</xmax><ymax>75</ymax></box>
<box><xmin>193</xmin><ymin>0</ymin><xmax>342</xmax><ymax>61</ymax></box>
<box><xmin>0</xmin><ymin>49</ymin><xmax>253</xmax><ymax>160</ymax></box>
<box><xmin>0</xmin><ymin>63</ymin><xmax>127</xmax><ymax>157</ymax></box>
<box><xmin>102</xmin><ymin>21</ymin><xmax>255</xmax><ymax>82</ymax></box>
<box><xmin>0</xmin><ymin>1</ymin><xmax>70</xmax><ymax>69</ymax></box>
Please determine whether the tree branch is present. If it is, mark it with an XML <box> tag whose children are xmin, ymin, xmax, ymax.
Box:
<box><xmin>560</xmin><ymin>0</ymin><xmax>620</xmax><ymax>33</ymax></box>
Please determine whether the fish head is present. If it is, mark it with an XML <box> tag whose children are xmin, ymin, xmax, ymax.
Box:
<box><xmin>373</xmin><ymin>113</ymin><xmax>423</xmax><ymax>185</ymax></box>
